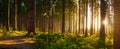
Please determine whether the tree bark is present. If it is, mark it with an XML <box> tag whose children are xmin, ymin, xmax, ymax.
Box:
<box><xmin>114</xmin><ymin>0</ymin><xmax>120</xmax><ymax>49</ymax></box>
<box><xmin>85</xmin><ymin>0</ymin><xmax>88</xmax><ymax>37</ymax></box>
<box><xmin>61</xmin><ymin>0</ymin><xmax>65</xmax><ymax>33</ymax></box>
<box><xmin>99</xmin><ymin>0</ymin><xmax>107</xmax><ymax>48</ymax></box>
<box><xmin>26</xmin><ymin>0</ymin><xmax>36</xmax><ymax>36</ymax></box>
<box><xmin>15</xmin><ymin>0</ymin><xmax>18</xmax><ymax>30</ymax></box>
<box><xmin>90</xmin><ymin>0</ymin><xmax>93</xmax><ymax>35</ymax></box>
<box><xmin>7</xmin><ymin>0</ymin><xmax>10</xmax><ymax>31</ymax></box>
<box><xmin>78</xmin><ymin>0</ymin><xmax>81</xmax><ymax>34</ymax></box>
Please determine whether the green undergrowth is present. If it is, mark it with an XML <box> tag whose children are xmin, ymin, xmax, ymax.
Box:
<box><xmin>34</xmin><ymin>33</ymin><xmax>113</xmax><ymax>49</ymax></box>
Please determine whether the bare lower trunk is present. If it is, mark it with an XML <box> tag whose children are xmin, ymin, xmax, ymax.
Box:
<box><xmin>114</xmin><ymin>0</ymin><xmax>120</xmax><ymax>49</ymax></box>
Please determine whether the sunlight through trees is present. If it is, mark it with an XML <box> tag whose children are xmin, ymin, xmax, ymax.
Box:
<box><xmin>0</xmin><ymin>0</ymin><xmax>114</xmax><ymax>49</ymax></box>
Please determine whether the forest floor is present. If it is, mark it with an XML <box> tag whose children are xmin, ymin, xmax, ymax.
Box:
<box><xmin>0</xmin><ymin>36</ymin><xmax>35</xmax><ymax>49</ymax></box>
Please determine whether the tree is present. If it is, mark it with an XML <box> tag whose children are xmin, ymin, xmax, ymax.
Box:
<box><xmin>7</xmin><ymin>0</ymin><xmax>10</xmax><ymax>31</ymax></box>
<box><xmin>78</xmin><ymin>0</ymin><xmax>81</xmax><ymax>34</ymax></box>
<box><xmin>68</xmin><ymin>3</ymin><xmax>71</xmax><ymax>33</ymax></box>
<box><xmin>26</xmin><ymin>0</ymin><xmax>36</xmax><ymax>36</ymax></box>
<box><xmin>85</xmin><ymin>0</ymin><xmax>88</xmax><ymax>37</ymax></box>
<box><xmin>0</xmin><ymin>0</ymin><xmax>9</xmax><ymax>30</ymax></box>
<box><xmin>34</xmin><ymin>0</ymin><xmax>36</xmax><ymax>33</ymax></box>
<box><xmin>48</xmin><ymin>0</ymin><xmax>52</xmax><ymax>33</ymax></box>
<box><xmin>61</xmin><ymin>0</ymin><xmax>65</xmax><ymax>33</ymax></box>
<box><xmin>14</xmin><ymin>0</ymin><xmax>18</xmax><ymax>30</ymax></box>
<box><xmin>49</xmin><ymin>0</ymin><xmax>54</xmax><ymax>33</ymax></box>
<box><xmin>99</xmin><ymin>0</ymin><xmax>107</xmax><ymax>48</ymax></box>
<box><xmin>114</xmin><ymin>0</ymin><xmax>120</xmax><ymax>49</ymax></box>
<box><xmin>90</xmin><ymin>0</ymin><xmax>93</xmax><ymax>35</ymax></box>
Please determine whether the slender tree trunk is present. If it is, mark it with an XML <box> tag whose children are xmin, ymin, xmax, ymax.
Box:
<box><xmin>39</xmin><ymin>1</ymin><xmax>42</xmax><ymax>31</ymax></box>
<box><xmin>85</xmin><ymin>0</ymin><xmax>88</xmax><ymax>37</ymax></box>
<box><xmin>40</xmin><ymin>0</ymin><xmax>44</xmax><ymax>32</ymax></box>
<box><xmin>90</xmin><ymin>0</ymin><xmax>93</xmax><ymax>35</ymax></box>
<box><xmin>93</xmin><ymin>0</ymin><xmax>96</xmax><ymax>34</ymax></box>
<box><xmin>62</xmin><ymin>0</ymin><xmax>65</xmax><ymax>33</ymax></box>
<box><xmin>42</xmin><ymin>0</ymin><xmax>46</xmax><ymax>32</ymax></box>
<box><xmin>7</xmin><ymin>0</ymin><xmax>10</xmax><ymax>31</ymax></box>
<box><xmin>73</xmin><ymin>9</ymin><xmax>75</xmax><ymax>34</ymax></box>
<box><xmin>33</xmin><ymin>0</ymin><xmax>37</xmax><ymax>31</ymax></box>
<box><xmin>15</xmin><ymin>0</ymin><xmax>17</xmax><ymax>30</ymax></box>
<box><xmin>51</xmin><ymin>0</ymin><xmax>54</xmax><ymax>33</ymax></box>
<box><xmin>68</xmin><ymin>6</ymin><xmax>71</xmax><ymax>33</ymax></box>
<box><xmin>48</xmin><ymin>0</ymin><xmax>51</xmax><ymax>33</ymax></box>
<box><xmin>76</xmin><ymin>2</ymin><xmax>78</xmax><ymax>34</ymax></box>
<box><xmin>83</xmin><ymin>0</ymin><xmax>85</xmax><ymax>35</ymax></box>
<box><xmin>78</xmin><ymin>0</ymin><xmax>81</xmax><ymax>34</ymax></box>
<box><xmin>114</xmin><ymin>0</ymin><xmax>120</xmax><ymax>49</ymax></box>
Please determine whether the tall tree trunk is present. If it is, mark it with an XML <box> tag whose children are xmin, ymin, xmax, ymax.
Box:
<box><xmin>39</xmin><ymin>0</ymin><xmax>44</xmax><ymax>32</ymax></box>
<box><xmin>61</xmin><ymin>0</ymin><xmax>65</xmax><ymax>33</ymax></box>
<box><xmin>7</xmin><ymin>0</ymin><xmax>10</xmax><ymax>31</ymax></box>
<box><xmin>76</xmin><ymin>2</ymin><xmax>78</xmax><ymax>34</ymax></box>
<box><xmin>99</xmin><ymin>0</ymin><xmax>107</xmax><ymax>48</ymax></box>
<box><xmin>51</xmin><ymin>0</ymin><xmax>54</xmax><ymax>33</ymax></box>
<box><xmin>26</xmin><ymin>0</ymin><xmax>36</xmax><ymax>36</ymax></box>
<box><xmin>90</xmin><ymin>0</ymin><xmax>93</xmax><ymax>35</ymax></box>
<box><xmin>15</xmin><ymin>0</ymin><xmax>17</xmax><ymax>30</ymax></box>
<box><xmin>34</xmin><ymin>0</ymin><xmax>36</xmax><ymax>33</ymax></box>
<box><xmin>83</xmin><ymin>0</ymin><xmax>85</xmax><ymax>35</ymax></box>
<box><xmin>85</xmin><ymin>0</ymin><xmax>88</xmax><ymax>37</ymax></box>
<box><xmin>78</xmin><ymin>0</ymin><xmax>81</xmax><ymax>34</ymax></box>
<box><xmin>114</xmin><ymin>0</ymin><xmax>120</xmax><ymax>49</ymax></box>
<box><xmin>68</xmin><ymin>5</ymin><xmax>71</xmax><ymax>33</ymax></box>
<box><xmin>93</xmin><ymin>0</ymin><xmax>96</xmax><ymax>34</ymax></box>
<box><xmin>48</xmin><ymin>0</ymin><xmax>51</xmax><ymax>33</ymax></box>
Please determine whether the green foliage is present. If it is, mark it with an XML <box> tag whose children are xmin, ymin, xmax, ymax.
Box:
<box><xmin>105</xmin><ymin>33</ymin><xmax>113</xmax><ymax>49</ymax></box>
<box><xmin>0</xmin><ymin>26</ymin><xmax>7</xmax><ymax>36</ymax></box>
<box><xmin>0</xmin><ymin>26</ymin><xmax>27</xmax><ymax>36</ymax></box>
<box><xmin>34</xmin><ymin>33</ymin><xmax>113</xmax><ymax>49</ymax></box>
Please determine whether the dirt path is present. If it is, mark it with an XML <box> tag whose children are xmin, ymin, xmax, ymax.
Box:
<box><xmin>0</xmin><ymin>36</ymin><xmax>35</xmax><ymax>49</ymax></box>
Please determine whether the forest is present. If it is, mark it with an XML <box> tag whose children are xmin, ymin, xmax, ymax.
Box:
<box><xmin>0</xmin><ymin>0</ymin><xmax>118</xmax><ymax>49</ymax></box>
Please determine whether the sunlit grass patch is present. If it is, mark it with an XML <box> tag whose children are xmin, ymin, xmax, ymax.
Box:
<box><xmin>8</xmin><ymin>31</ymin><xmax>27</xmax><ymax>36</ymax></box>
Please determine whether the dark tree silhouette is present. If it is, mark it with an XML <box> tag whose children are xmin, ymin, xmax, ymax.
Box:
<box><xmin>61</xmin><ymin>0</ymin><xmax>65</xmax><ymax>33</ymax></box>
<box><xmin>99</xmin><ymin>0</ymin><xmax>107</xmax><ymax>48</ymax></box>
<box><xmin>26</xmin><ymin>0</ymin><xmax>36</xmax><ymax>36</ymax></box>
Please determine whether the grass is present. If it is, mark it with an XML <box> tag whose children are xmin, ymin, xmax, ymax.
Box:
<box><xmin>34</xmin><ymin>33</ymin><xmax>113</xmax><ymax>49</ymax></box>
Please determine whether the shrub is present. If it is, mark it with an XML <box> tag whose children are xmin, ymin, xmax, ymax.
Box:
<box><xmin>34</xmin><ymin>33</ymin><xmax>113</xmax><ymax>49</ymax></box>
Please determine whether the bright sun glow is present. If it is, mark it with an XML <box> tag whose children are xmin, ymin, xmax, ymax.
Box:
<box><xmin>76</xmin><ymin>0</ymin><xmax>109</xmax><ymax>32</ymax></box>
<box><xmin>103</xmin><ymin>20</ymin><xmax>108</xmax><ymax>25</ymax></box>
